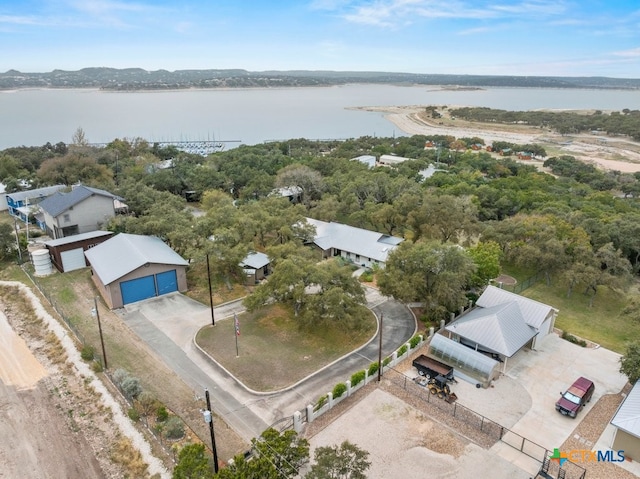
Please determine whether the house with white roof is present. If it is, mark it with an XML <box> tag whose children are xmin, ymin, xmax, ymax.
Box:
<box><xmin>305</xmin><ymin>217</ymin><xmax>403</xmax><ymax>268</ymax></box>
<box><xmin>611</xmin><ymin>381</ymin><xmax>640</xmax><ymax>461</ymax></box>
<box><xmin>85</xmin><ymin>233</ymin><xmax>188</xmax><ymax>308</ymax></box>
<box><xmin>378</xmin><ymin>154</ymin><xmax>416</xmax><ymax>167</ymax></box>
<box><xmin>351</xmin><ymin>155</ymin><xmax>376</xmax><ymax>169</ymax></box>
<box><xmin>445</xmin><ymin>285</ymin><xmax>558</xmax><ymax>371</ymax></box>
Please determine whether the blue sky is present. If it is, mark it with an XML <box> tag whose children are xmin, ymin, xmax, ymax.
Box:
<box><xmin>1</xmin><ymin>0</ymin><xmax>639</xmax><ymax>77</ymax></box>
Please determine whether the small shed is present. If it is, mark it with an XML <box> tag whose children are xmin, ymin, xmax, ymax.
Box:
<box><xmin>85</xmin><ymin>233</ymin><xmax>188</xmax><ymax>309</ymax></box>
<box><xmin>240</xmin><ymin>252</ymin><xmax>271</xmax><ymax>284</ymax></box>
<box><xmin>611</xmin><ymin>381</ymin><xmax>640</xmax><ymax>461</ymax></box>
<box><xmin>45</xmin><ymin>230</ymin><xmax>113</xmax><ymax>272</ymax></box>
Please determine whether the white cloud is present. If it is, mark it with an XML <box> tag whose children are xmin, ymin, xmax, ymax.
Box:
<box><xmin>613</xmin><ymin>47</ymin><xmax>640</xmax><ymax>58</ymax></box>
<box><xmin>338</xmin><ymin>0</ymin><xmax>570</xmax><ymax>27</ymax></box>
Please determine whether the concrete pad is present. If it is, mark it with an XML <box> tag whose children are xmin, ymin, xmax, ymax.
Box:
<box><xmin>308</xmin><ymin>388</ymin><xmax>532</xmax><ymax>479</ymax></box>
<box><xmin>442</xmin><ymin>332</ymin><xmax>627</xmax><ymax>462</ymax></box>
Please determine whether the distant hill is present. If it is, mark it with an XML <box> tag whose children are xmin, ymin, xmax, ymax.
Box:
<box><xmin>1</xmin><ymin>67</ymin><xmax>639</xmax><ymax>91</ymax></box>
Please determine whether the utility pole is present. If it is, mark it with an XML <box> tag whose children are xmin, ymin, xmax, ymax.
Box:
<box><xmin>13</xmin><ymin>216</ymin><xmax>22</xmax><ymax>263</ymax></box>
<box><xmin>206</xmin><ymin>254</ymin><xmax>215</xmax><ymax>326</ymax></box>
<box><xmin>203</xmin><ymin>389</ymin><xmax>219</xmax><ymax>473</ymax></box>
<box><xmin>377</xmin><ymin>313</ymin><xmax>383</xmax><ymax>382</ymax></box>
<box><xmin>93</xmin><ymin>297</ymin><xmax>108</xmax><ymax>369</ymax></box>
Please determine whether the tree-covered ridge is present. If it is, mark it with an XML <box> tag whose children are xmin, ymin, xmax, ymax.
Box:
<box><xmin>2</xmin><ymin>131</ymin><xmax>640</xmax><ymax>322</ymax></box>
<box><xmin>450</xmin><ymin>106</ymin><xmax>640</xmax><ymax>140</ymax></box>
<box><xmin>1</xmin><ymin>67</ymin><xmax>639</xmax><ymax>90</ymax></box>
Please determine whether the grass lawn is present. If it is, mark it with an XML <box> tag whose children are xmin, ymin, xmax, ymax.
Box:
<box><xmin>195</xmin><ymin>302</ymin><xmax>377</xmax><ymax>392</ymax></box>
<box><xmin>521</xmin><ymin>280</ymin><xmax>638</xmax><ymax>353</ymax></box>
<box><xmin>500</xmin><ymin>262</ymin><xmax>638</xmax><ymax>353</ymax></box>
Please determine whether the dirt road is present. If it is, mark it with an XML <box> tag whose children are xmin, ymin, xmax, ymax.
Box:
<box><xmin>0</xmin><ymin>282</ymin><xmax>169</xmax><ymax>479</ymax></box>
<box><xmin>0</xmin><ymin>308</ymin><xmax>106</xmax><ymax>479</ymax></box>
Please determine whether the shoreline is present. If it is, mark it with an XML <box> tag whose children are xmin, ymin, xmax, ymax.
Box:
<box><xmin>357</xmin><ymin>104</ymin><xmax>640</xmax><ymax>173</ymax></box>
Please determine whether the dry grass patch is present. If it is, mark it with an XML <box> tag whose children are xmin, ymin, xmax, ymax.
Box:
<box><xmin>110</xmin><ymin>437</ymin><xmax>150</xmax><ymax>478</ymax></box>
<box><xmin>196</xmin><ymin>303</ymin><xmax>376</xmax><ymax>391</ymax></box>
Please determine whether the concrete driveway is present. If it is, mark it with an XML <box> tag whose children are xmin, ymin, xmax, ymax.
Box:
<box><xmin>118</xmin><ymin>285</ymin><xmax>416</xmax><ymax>441</ymax></box>
<box><xmin>432</xmin><ymin>332</ymin><xmax>628</xmax><ymax>471</ymax></box>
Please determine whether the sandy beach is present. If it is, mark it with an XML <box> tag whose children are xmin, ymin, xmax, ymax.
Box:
<box><xmin>355</xmin><ymin>105</ymin><xmax>640</xmax><ymax>173</ymax></box>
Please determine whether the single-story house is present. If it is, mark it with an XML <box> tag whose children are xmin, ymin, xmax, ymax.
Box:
<box><xmin>378</xmin><ymin>154</ymin><xmax>415</xmax><ymax>167</ymax></box>
<box><xmin>418</xmin><ymin>164</ymin><xmax>445</xmax><ymax>181</ymax></box>
<box><xmin>305</xmin><ymin>217</ymin><xmax>403</xmax><ymax>268</ymax></box>
<box><xmin>445</xmin><ymin>285</ymin><xmax>558</xmax><ymax>371</ymax></box>
<box><xmin>611</xmin><ymin>381</ymin><xmax>640</xmax><ymax>461</ymax></box>
<box><xmin>44</xmin><ymin>230</ymin><xmax>114</xmax><ymax>273</ymax></box>
<box><xmin>240</xmin><ymin>252</ymin><xmax>271</xmax><ymax>284</ymax></box>
<box><xmin>6</xmin><ymin>184</ymin><xmax>66</xmax><ymax>222</ymax></box>
<box><xmin>351</xmin><ymin>155</ymin><xmax>376</xmax><ymax>168</ymax></box>
<box><xmin>37</xmin><ymin>185</ymin><xmax>121</xmax><ymax>239</ymax></box>
<box><xmin>85</xmin><ymin>233</ymin><xmax>188</xmax><ymax>309</ymax></box>
<box><xmin>271</xmin><ymin>186</ymin><xmax>303</xmax><ymax>203</ymax></box>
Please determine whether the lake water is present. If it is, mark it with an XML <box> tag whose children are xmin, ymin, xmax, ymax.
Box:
<box><xmin>1</xmin><ymin>84</ymin><xmax>639</xmax><ymax>150</ymax></box>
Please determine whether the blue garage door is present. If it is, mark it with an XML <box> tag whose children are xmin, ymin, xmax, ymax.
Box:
<box><xmin>156</xmin><ymin>270</ymin><xmax>178</xmax><ymax>295</ymax></box>
<box><xmin>120</xmin><ymin>275</ymin><xmax>156</xmax><ymax>305</ymax></box>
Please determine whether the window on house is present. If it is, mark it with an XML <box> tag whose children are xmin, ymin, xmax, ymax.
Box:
<box><xmin>355</xmin><ymin>254</ymin><xmax>360</xmax><ymax>262</ymax></box>
<box><xmin>63</xmin><ymin>214</ymin><xmax>70</xmax><ymax>222</ymax></box>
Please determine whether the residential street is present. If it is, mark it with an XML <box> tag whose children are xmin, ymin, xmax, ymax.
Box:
<box><xmin>118</xmin><ymin>286</ymin><xmax>416</xmax><ymax>442</ymax></box>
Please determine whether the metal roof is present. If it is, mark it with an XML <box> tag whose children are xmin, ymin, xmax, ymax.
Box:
<box><xmin>445</xmin><ymin>302</ymin><xmax>538</xmax><ymax>357</ymax></box>
<box><xmin>240</xmin><ymin>252</ymin><xmax>270</xmax><ymax>269</ymax></box>
<box><xmin>305</xmin><ymin>217</ymin><xmax>403</xmax><ymax>263</ymax></box>
<box><xmin>6</xmin><ymin>185</ymin><xmax>66</xmax><ymax>202</ymax></box>
<box><xmin>44</xmin><ymin>230</ymin><xmax>113</xmax><ymax>247</ymax></box>
<box><xmin>476</xmin><ymin>285</ymin><xmax>557</xmax><ymax>330</ymax></box>
<box><xmin>38</xmin><ymin>185</ymin><xmax>120</xmax><ymax>217</ymax></box>
<box><xmin>611</xmin><ymin>381</ymin><xmax>640</xmax><ymax>438</ymax></box>
<box><xmin>84</xmin><ymin>233</ymin><xmax>188</xmax><ymax>285</ymax></box>
<box><xmin>351</xmin><ymin>155</ymin><xmax>376</xmax><ymax>168</ymax></box>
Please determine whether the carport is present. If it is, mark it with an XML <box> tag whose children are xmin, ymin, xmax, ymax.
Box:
<box><xmin>85</xmin><ymin>233</ymin><xmax>188</xmax><ymax>309</ymax></box>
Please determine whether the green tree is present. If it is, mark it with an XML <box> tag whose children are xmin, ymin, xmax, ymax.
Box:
<box><xmin>620</xmin><ymin>343</ymin><xmax>640</xmax><ymax>385</ymax></box>
<box><xmin>467</xmin><ymin>241</ymin><xmax>501</xmax><ymax>286</ymax></box>
<box><xmin>0</xmin><ymin>223</ymin><xmax>16</xmax><ymax>261</ymax></box>
<box><xmin>216</xmin><ymin>428</ymin><xmax>309</xmax><ymax>479</ymax></box>
<box><xmin>36</xmin><ymin>152</ymin><xmax>113</xmax><ymax>186</ymax></box>
<box><xmin>305</xmin><ymin>441</ymin><xmax>370</xmax><ymax>479</ymax></box>
<box><xmin>408</xmin><ymin>193</ymin><xmax>478</xmax><ymax>243</ymax></box>
<box><xmin>243</xmin><ymin>255</ymin><xmax>317</xmax><ymax>316</ymax></box>
<box><xmin>378</xmin><ymin>241</ymin><xmax>476</xmax><ymax>321</ymax></box>
<box><xmin>173</xmin><ymin>443</ymin><xmax>212</xmax><ymax>479</ymax></box>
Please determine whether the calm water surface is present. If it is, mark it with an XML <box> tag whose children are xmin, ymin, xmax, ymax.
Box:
<box><xmin>1</xmin><ymin>84</ymin><xmax>639</xmax><ymax>149</ymax></box>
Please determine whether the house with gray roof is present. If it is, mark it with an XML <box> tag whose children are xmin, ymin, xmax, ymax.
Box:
<box><xmin>611</xmin><ymin>381</ymin><xmax>640</xmax><ymax>461</ymax></box>
<box><xmin>445</xmin><ymin>285</ymin><xmax>558</xmax><ymax>371</ymax></box>
<box><xmin>37</xmin><ymin>185</ymin><xmax>121</xmax><ymax>239</ymax></box>
<box><xmin>240</xmin><ymin>251</ymin><xmax>271</xmax><ymax>284</ymax></box>
<box><xmin>6</xmin><ymin>184</ymin><xmax>66</xmax><ymax>222</ymax></box>
<box><xmin>84</xmin><ymin>233</ymin><xmax>188</xmax><ymax>308</ymax></box>
<box><xmin>305</xmin><ymin>217</ymin><xmax>403</xmax><ymax>268</ymax></box>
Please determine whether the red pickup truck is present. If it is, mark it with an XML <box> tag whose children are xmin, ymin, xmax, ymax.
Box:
<box><xmin>555</xmin><ymin>377</ymin><xmax>595</xmax><ymax>418</ymax></box>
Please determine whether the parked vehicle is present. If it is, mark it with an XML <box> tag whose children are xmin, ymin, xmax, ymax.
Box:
<box><xmin>412</xmin><ymin>354</ymin><xmax>455</xmax><ymax>381</ymax></box>
<box><xmin>555</xmin><ymin>377</ymin><xmax>595</xmax><ymax>418</ymax></box>
<box><xmin>413</xmin><ymin>374</ymin><xmax>458</xmax><ymax>403</ymax></box>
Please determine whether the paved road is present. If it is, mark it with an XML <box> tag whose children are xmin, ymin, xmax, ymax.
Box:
<box><xmin>118</xmin><ymin>286</ymin><xmax>416</xmax><ymax>442</ymax></box>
